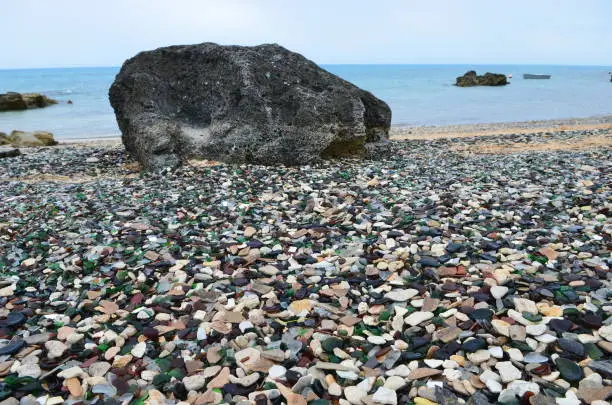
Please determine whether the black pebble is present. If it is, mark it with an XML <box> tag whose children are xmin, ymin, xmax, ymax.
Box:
<box><xmin>469</xmin><ymin>308</ymin><xmax>493</xmax><ymax>322</ymax></box>
<box><xmin>462</xmin><ymin>338</ymin><xmax>487</xmax><ymax>353</ymax></box>
<box><xmin>548</xmin><ymin>318</ymin><xmax>573</xmax><ymax>333</ymax></box>
<box><xmin>558</xmin><ymin>338</ymin><xmax>585</xmax><ymax>358</ymax></box>
<box><xmin>312</xmin><ymin>378</ymin><xmax>326</xmax><ymax>397</ymax></box>
<box><xmin>446</xmin><ymin>243</ymin><xmax>464</xmax><ymax>253</ymax></box>
<box><xmin>6</xmin><ymin>312</ymin><xmax>27</xmax><ymax>327</ymax></box>
<box><xmin>419</xmin><ymin>257</ymin><xmax>440</xmax><ymax>267</ymax></box>
<box><xmin>580</xmin><ymin>314</ymin><xmax>603</xmax><ymax>329</ymax></box>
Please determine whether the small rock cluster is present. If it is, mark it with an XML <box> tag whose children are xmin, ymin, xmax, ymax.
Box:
<box><xmin>0</xmin><ymin>131</ymin><xmax>57</xmax><ymax>149</ymax></box>
<box><xmin>0</xmin><ymin>129</ymin><xmax>610</xmax><ymax>405</ymax></box>
<box><xmin>455</xmin><ymin>71</ymin><xmax>508</xmax><ymax>87</ymax></box>
<box><xmin>0</xmin><ymin>131</ymin><xmax>58</xmax><ymax>160</ymax></box>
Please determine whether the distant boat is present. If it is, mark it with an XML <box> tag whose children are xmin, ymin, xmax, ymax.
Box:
<box><xmin>523</xmin><ymin>73</ymin><xmax>551</xmax><ymax>79</ymax></box>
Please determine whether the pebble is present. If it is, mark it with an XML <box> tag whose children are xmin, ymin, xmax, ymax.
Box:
<box><xmin>16</xmin><ymin>364</ymin><xmax>41</xmax><ymax>378</ymax></box>
<box><xmin>44</xmin><ymin>340</ymin><xmax>67</xmax><ymax>359</ymax></box>
<box><xmin>485</xmin><ymin>379</ymin><xmax>503</xmax><ymax>394</ymax></box>
<box><xmin>405</xmin><ymin>311</ymin><xmax>434</xmax><ymax>327</ymax></box>
<box><xmin>344</xmin><ymin>386</ymin><xmax>367</xmax><ymax>405</ymax></box>
<box><xmin>372</xmin><ymin>386</ymin><xmax>397</xmax><ymax>405</ymax></box>
<box><xmin>513</xmin><ymin>298</ymin><xmax>538</xmax><ymax>314</ymax></box>
<box><xmin>424</xmin><ymin>359</ymin><xmax>443</xmax><ymax>368</ymax></box>
<box><xmin>57</xmin><ymin>366</ymin><xmax>85</xmax><ymax>379</ymax></box>
<box><xmin>489</xmin><ymin>346</ymin><xmax>504</xmax><ymax>359</ymax></box>
<box><xmin>490</xmin><ymin>286</ymin><xmax>509</xmax><ymax>299</ymax></box>
<box><xmin>328</xmin><ymin>382</ymin><xmax>342</xmax><ymax>396</ymax></box>
<box><xmin>385</xmin><ymin>289</ymin><xmax>419</xmax><ymax>302</ymax></box>
<box><xmin>526</xmin><ymin>324</ymin><xmax>547</xmax><ymax>336</ymax></box>
<box><xmin>524</xmin><ymin>352</ymin><xmax>549</xmax><ymax>363</ymax></box>
<box><xmin>384</xmin><ymin>376</ymin><xmax>406</xmax><ymax>390</ymax></box>
<box><xmin>131</xmin><ymin>342</ymin><xmax>146</xmax><ymax>358</ymax></box>
<box><xmin>0</xmin><ymin>128</ymin><xmax>609</xmax><ymax>404</ymax></box>
<box><xmin>183</xmin><ymin>374</ymin><xmax>207</xmax><ymax>391</ymax></box>
<box><xmin>495</xmin><ymin>361</ymin><xmax>522</xmax><ymax>383</ymax></box>
<box><xmin>467</xmin><ymin>350</ymin><xmax>491</xmax><ymax>364</ymax></box>
<box><xmin>598</xmin><ymin>325</ymin><xmax>612</xmax><ymax>342</ymax></box>
<box><xmin>407</xmin><ymin>368</ymin><xmax>443</xmax><ymax>380</ymax></box>
<box><xmin>268</xmin><ymin>365</ymin><xmax>287</xmax><ymax>379</ymax></box>
<box><xmin>368</xmin><ymin>335</ymin><xmax>387</xmax><ymax>345</ymax></box>
<box><xmin>556</xmin><ymin>358</ymin><xmax>583</xmax><ymax>382</ymax></box>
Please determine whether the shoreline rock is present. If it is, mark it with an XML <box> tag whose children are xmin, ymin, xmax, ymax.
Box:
<box><xmin>456</xmin><ymin>70</ymin><xmax>508</xmax><ymax>87</ymax></box>
<box><xmin>0</xmin><ymin>130</ymin><xmax>57</xmax><ymax>147</ymax></box>
<box><xmin>0</xmin><ymin>147</ymin><xmax>20</xmax><ymax>159</ymax></box>
<box><xmin>110</xmin><ymin>42</ymin><xmax>391</xmax><ymax>170</ymax></box>
<box><xmin>0</xmin><ymin>92</ymin><xmax>58</xmax><ymax>111</ymax></box>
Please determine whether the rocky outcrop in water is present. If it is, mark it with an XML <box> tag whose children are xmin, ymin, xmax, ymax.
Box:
<box><xmin>109</xmin><ymin>42</ymin><xmax>391</xmax><ymax>170</ymax></box>
<box><xmin>456</xmin><ymin>71</ymin><xmax>508</xmax><ymax>87</ymax></box>
<box><xmin>0</xmin><ymin>92</ymin><xmax>58</xmax><ymax>111</ymax></box>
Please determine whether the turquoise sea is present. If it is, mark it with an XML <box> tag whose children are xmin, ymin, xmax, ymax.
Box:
<box><xmin>0</xmin><ymin>65</ymin><xmax>611</xmax><ymax>140</ymax></box>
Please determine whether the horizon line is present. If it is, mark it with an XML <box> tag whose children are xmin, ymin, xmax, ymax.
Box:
<box><xmin>2</xmin><ymin>62</ymin><xmax>612</xmax><ymax>71</ymax></box>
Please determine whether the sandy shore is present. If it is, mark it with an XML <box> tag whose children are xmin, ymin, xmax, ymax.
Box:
<box><xmin>54</xmin><ymin>115</ymin><xmax>612</xmax><ymax>148</ymax></box>
<box><xmin>390</xmin><ymin>114</ymin><xmax>612</xmax><ymax>140</ymax></box>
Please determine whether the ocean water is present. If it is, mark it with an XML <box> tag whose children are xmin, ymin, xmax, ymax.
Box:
<box><xmin>0</xmin><ymin>65</ymin><xmax>611</xmax><ymax>140</ymax></box>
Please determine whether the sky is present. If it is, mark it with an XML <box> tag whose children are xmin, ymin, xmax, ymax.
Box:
<box><xmin>1</xmin><ymin>0</ymin><xmax>612</xmax><ymax>69</ymax></box>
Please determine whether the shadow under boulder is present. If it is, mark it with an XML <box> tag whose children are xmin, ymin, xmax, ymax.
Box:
<box><xmin>109</xmin><ymin>42</ymin><xmax>392</xmax><ymax>170</ymax></box>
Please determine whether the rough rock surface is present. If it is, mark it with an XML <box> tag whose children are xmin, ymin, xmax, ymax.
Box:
<box><xmin>0</xmin><ymin>92</ymin><xmax>58</xmax><ymax>111</ymax></box>
<box><xmin>3</xmin><ymin>130</ymin><xmax>57</xmax><ymax>147</ymax></box>
<box><xmin>109</xmin><ymin>42</ymin><xmax>391</xmax><ymax>170</ymax></box>
<box><xmin>456</xmin><ymin>71</ymin><xmax>508</xmax><ymax>87</ymax></box>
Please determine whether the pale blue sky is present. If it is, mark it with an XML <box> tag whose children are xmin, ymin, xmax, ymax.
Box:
<box><xmin>1</xmin><ymin>0</ymin><xmax>611</xmax><ymax>69</ymax></box>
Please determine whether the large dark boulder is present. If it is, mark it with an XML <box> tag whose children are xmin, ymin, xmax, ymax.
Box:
<box><xmin>456</xmin><ymin>71</ymin><xmax>508</xmax><ymax>87</ymax></box>
<box><xmin>0</xmin><ymin>92</ymin><xmax>58</xmax><ymax>111</ymax></box>
<box><xmin>109</xmin><ymin>43</ymin><xmax>391</xmax><ymax>169</ymax></box>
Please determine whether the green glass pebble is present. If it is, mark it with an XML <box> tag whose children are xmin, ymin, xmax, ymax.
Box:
<box><xmin>262</xmin><ymin>382</ymin><xmax>277</xmax><ymax>390</ymax></box>
<box><xmin>522</xmin><ymin>312</ymin><xmax>542</xmax><ymax>322</ymax></box>
<box><xmin>584</xmin><ymin>343</ymin><xmax>604</xmax><ymax>360</ymax></box>
<box><xmin>155</xmin><ymin>358</ymin><xmax>171</xmax><ymax>372</ymax></box>
<box><xmin>308</xmin><ymin>400</ymin><xmax>331</xmax><ymax>405</ymax></box>
<box><xmin>510</xmin><ymin>341</ymin><xmax>533</xmax><ymax>352</ymax></box>
<box><xmin>322</xmin><ymin>337</ymin><xmax>343</xmax><ymax>352</ymax></box>
<box><xmin>555</xmin><ymin>357</ymin><xmax>583</xmax><ymax>382</ymax></box>
<box><xmin>152</xmin><ymin>373</ymin><xmax>171</xmax><ymax>387</ymax></box>
<box><xmin>379</xmin><ymin>311</ymin><xmax>391</xmax><ymax>321</ymax></box>
<box><xmin>168</xmin><ymin>368</ymin><xmax>184</xmax><ymax>379</ymax></box>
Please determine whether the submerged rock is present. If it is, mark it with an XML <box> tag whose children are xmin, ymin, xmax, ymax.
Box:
<box><xmin>0</xmin><ymin>92</ymin><xmax>58</xmax><ymax>111</ymax></box>
<box><xmin>456</xmin><ymin>71</ymin><xmax>508</xmax><ymax>87</ymax></box>
<box><xmin>109</xmin><ymin>42</ymin><xmax>391</xmax><ymax>170</ymax></box>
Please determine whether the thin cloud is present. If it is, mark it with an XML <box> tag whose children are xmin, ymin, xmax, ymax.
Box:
<box><xmin>0</xmin><ymin>0</ymin><xmax>610</xmax><ymax>68</ymax></box>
